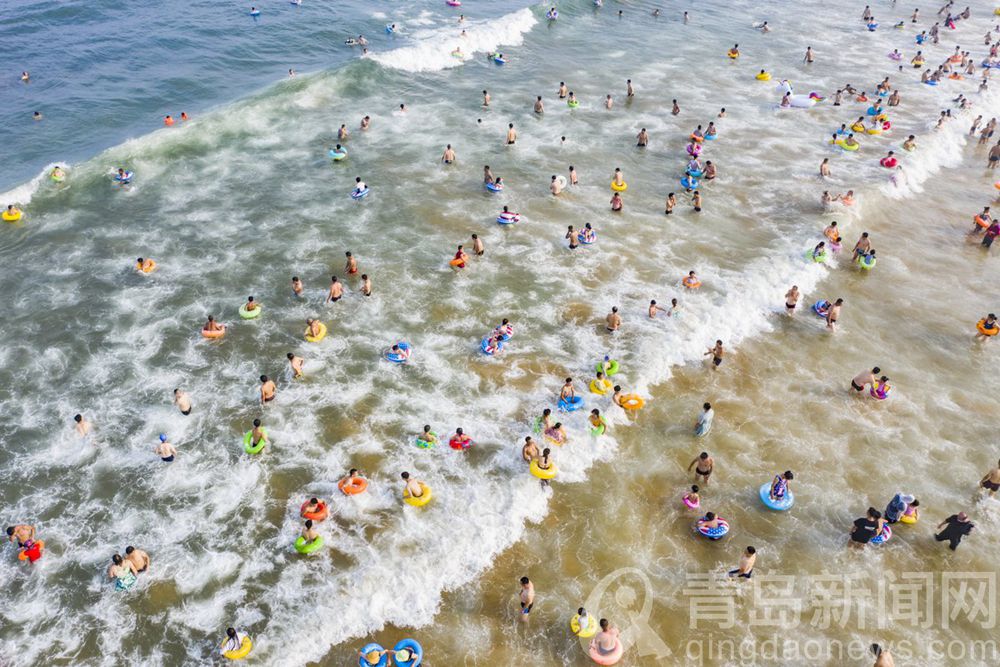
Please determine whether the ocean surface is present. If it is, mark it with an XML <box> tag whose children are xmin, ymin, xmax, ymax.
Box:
<box><xmin>2</xmin><ymin>1</ymin><xmax>1000</xmax><ymax>665</ymax></box>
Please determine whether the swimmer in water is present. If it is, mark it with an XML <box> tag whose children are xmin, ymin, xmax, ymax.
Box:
<box><xmin>338</xmin><ymin>124</ymin><xmax>348</xmax><ymax>140</ymax></box>
<box><xmin>360</xmin><ymin>273</ymin><xmax>372</xmax><ymax>296</ymax></box>
<box><xmin>566</xmin><ymin>226</ymin><xmax>579</xmax><ymax>249</ymax></box>
<box><xmin>820</xmin><ymin>158</ymin><xmax>831</xmax><ymax>178</ymax></box>
<box><xmin>636</xmin><ymin>128</ymin><xmax>648</xmax><ymax>146</ymax></box>
<box><xmin>649</xmin><ymin>300</ymin><xmax>667</xmax><ymax>318</ymax></box>
<box><xmin>74</xmin><ymin>413</ymin><xmax>92</xmax><ymax>437</ymax></box>
<box><xmin>521</xmin><ymin>436</ymin><xmax>539</xmax><ymax>463</ymax></box>
<box><xmin>665</xmin><ymin>192</ymin><xmax>676</xmax><ymax>215</ymax></box>
<box><xmin>728</xmin><ymin>546</ymin><xmax>756</xmax><ymax>579</ymax></box>
<box><xmin>550</xmin><ymin>175</ymin><xmax>563</xmax><ymax>195</ymax></box>
<box><xmin>688</xmin><ymin>452</ymin><xmax>714</xmax><ymax>484</ymax></box>
<box><xmin>826</xmin><ymin>298</ymin><xmax>843</xmax><ymax>331</ymax></box>
<box><xmin>672</xmin><ymin>99</ymin><xmax>680</xmax><ymax>115</ymax></box>
<box><xmin>980</xmin><ymin>459</ymin><xmax>1000</xmax><ymax>497</ymax></box>
<box><xmin>287</xmin><ymin>352</ymin><xmax>304</xmax><ymax>378</ymax></box>
<box><xmin>691</xmin><ymin>190</ymin><xmax>702</xmax><ymax>212</ymax></box>
<box><xmin>442</xmin><ymin>144</ymin><xmax>456</xmax><ymax>164</ymax></box>
<box><xmin>203</xmin><ymin>314</ymin><xmax>224</xmax><ymax>334</ymax></box>
<box><xmin>559</xmin><ymin>378</ymin><xmax>576</xmax><ymax>401</ymax></box>
<box><xmin>534</xmin><ymin>96</ymin><xmax>544</xmax><ymax>113</ymax></box>
<box><xmin>173</xmin><ymin>389</ymin><xmax>192</xmax><ymax>415</ymax></box>
<box><xmin>472</xmin><ymin>234</ymin><xmax>484</xmax><ymax>256</ymax></box>
<box><xmin>785</xmin><ymin>286</ymin><xmax>800</xmax><ymax>314</ymax></box>
<box><xmin>345</xmin><ymin>251</ymin><xmax>358</xmax><ymax>275</ymax></box>
<box><xmin>21</xmin><ymin>71</ymin><xmax>29</xmax><ymax>82</ymax></box>
<box><xmin>569</xmin><ymin>165</ymin><xmax>578</xmax><ymax>185</ymax></box>
<box><xmin>291</xmin><ymin>276</ymin><xmax>304</xmax><ymax>297</ymax></box>
<box><xmin>242</xmin><ymin>295</ymin><xmax>259</xmax><ymax>314</ymax></box>
<box><xmin>259</xmin><ymin>375</ymin><xmax>277</xmax><ymax>405</ymax></box>
<box><xmin>610</xmin><ymin>192</ymin><xmax>623</xmax><ymax>211</ymax></box>
<box><xmin>124</xmin><ymin>546</ymin><xmax>150</xmax><ymax>573</ymax></box>
<box><xmin>558</xmin><ymin>82</ymin><xmax>568</xmax><ymax>98</ymax></box>
<box><xmin>154</xmin><ymin>434</ymin><xmax>177</xmax><ymax>462</ymax></box>
<box><xmin>360</xmin><ymin>115</ymin><xmax>371</xmax><ymax>130</ymax></box>
<box><xmin>401</xmin><ymin>471</ymin><xmax>424</xmax><ymax>498</ymax></box>
<box><xmin>506</xmin><ymin>123</ymin><xmax>516</xmax><ymax>145</ymax></box>
<box><xmin>704</xmin><ymin>340</ymin><xmax>724</xmax><ymax>369</ymax></box>
<box><xmin>519</xmin><ymin>577</ymin><xmax>535</xmax><ymax>621</ymax></box>
<box><xmin>605</xmin><ymin>307</ymin><xmax>621</xmax><ymax>332</ymax></box>
<box><xmin>325</xmin><ymin>276</ymin><xmax>343</xmax><ymax>303</ymax></box>
<box><xmin>605</xmin><ymin>94</ymin><xmax>613</xmax><ymax>110</ymax></box>
<box><xmin>482</xmin><ymin>90</ymin><xmax>490</xmax><ymax>107</ymax></box>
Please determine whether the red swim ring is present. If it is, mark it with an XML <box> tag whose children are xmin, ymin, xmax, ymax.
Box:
<box><xmin>300</xmin><ymin>500</ymin><xmax>329</xmax><ymax>521</ymax></box>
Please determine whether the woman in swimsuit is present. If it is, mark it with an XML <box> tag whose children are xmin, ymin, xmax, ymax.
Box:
<box><xmin>108</xmin><ymin>553</ymin><xmax>138</xmax><ymax>591</ymax></box>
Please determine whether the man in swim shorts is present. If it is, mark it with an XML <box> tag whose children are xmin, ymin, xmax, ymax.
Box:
<box><xmin>980</xmin><ymin>459</ymin><xmax>1000</xmax><ymax>497</ymax></box>
<box><xmin>605</xmin><ymin>307</ymin><xmax>621</xmax><ymax>332</ymax></box>
<box><xmin>441</xmin><ymin>144</ymin><xmax>456</xmax><ymax>164</ymax></box>
<box><xmin>851</xmin><ymin>367</ymin><xmax>880</xmax><ymax>392</ymax></box>
<box><xmin>566</xmin><ymin>226</ymin><xmax>579</xmax><ymax>249</ymax></box>
<box><xmin>636</xmin><ymin>128</ymin><xmax>648</xmax><ymax>147</ymax></box>
<box><xmin>704</xmin><ymin>340</ymin><xmax>724</xmax><ymax>368</ymax></box>
<box><xmin>688</xmin><ymin>452</ymin><xmax>714</xmax><ymax>484</ymax></box>
<box><xmin>560</xmin><ymin>378</ymin><xmax>576</xmax><ymax>401</ymax></box>
<box><xmin>259</xmin><ymin>375</ymin><xmax>276</xmax><ymax>405</ymax></box>
<box><xmin>326</xmin><ymin>276</ymin><xmax>343</xmax><ymax>303</ymax></box>
<box><xmin>360</xmin><ymin>274</ymin><xmax>372</xmax><ymax>296</ymax></box>
<box><xmin>728</xmin><ymin>546</ymin><xmax>756</xmax><ymax>579</ymax></box>
<box><xmin>173</xmin><ymin>389</ymin><xmax>192</xmax><ymax>415</ymax></box>
<box><xmin>125</xmin><ymin>545</ymin><xmax>150</xmax><ymax>573</ymax></box>
<box><xmin>519</xmin><ymin>576</ymin><xmax>534</xmax><ymax>621</ymax></box>
<box><xmin>826</xmin><ymin>298</ymin><xmax>843</xmax><ymax>331</ymax></box>
<box><xmin>550</xmin><ymin>175</ymin><xmax>563</xmax><ymax>195</ymax></box>
<box><xmin>534</xmin><ymin>96</ymin><xmax>544</xmax><ymax>113</ymax></box>
<box><xmin>6</xmin><ymin>524</ymin><xmax>36</xmax><ymax>548</ymax></box>
<box><xmin>506</xmin><ymin>123</ymin><xmax>517</xmax><ymax>145</ymax></box>
<box><xmin>154</xmin><ymin>434</ymin><xmax>176</xmax><ymax>462</ymax></box>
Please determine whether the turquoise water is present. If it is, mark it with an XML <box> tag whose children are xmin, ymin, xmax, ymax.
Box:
<box><xmin>4</xmin><ymin>1</ymin><xmax>1000</xmax><ymax>665</ymax></box>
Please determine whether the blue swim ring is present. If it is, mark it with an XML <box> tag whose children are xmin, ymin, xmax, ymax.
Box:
<box><xmin>329</xmin><ymin>149</ymin><xmax>348</xmax><ymax>161</ymax></box>
<box><xmin>359</xmin><ymin>643</ymin><xmax>388</xmax><ymax>667</ymax></box>
<box><xmin>696</xmin><ymin>518</ymin><xmax>730</xmax><ymax>540</ymax></box>
<box><xmin>493</xmin><ymin>56</ymin><xmax>506</xmax><ymax>65</ymax></box>
<box><xmin>703</xmin><ymin>133</ymin><xmax>717</xmax><ymax>141</ymax></box>
<box><xmin>385</xmin><ymin>24</ymin><xmax>394</xmax><ymax>33</ymax></box>
<box><xmin>558</xmin><ymin>395</ymin><xmax>583</xmax><ymax>412</ymax></box>
<box><xmin>481</xmin><ymin>337</ymin><xmax>503</xmax><ymax>355</ymax></box>
<box><xmin>384</xmin><ymin>342</ymin><xmax>411</xmax><ymax>363</ymax></box>
<box><xmin>485</xmin><ymin>182</ymin><xmax>503</xmax><ymax>192</ymax></box>
<box><xmin>392</xmin><ymin>639</ymin><xmax>423</xmax><ymax>667</ymax></box>
<box><xmin>250</xmin><ymin>10</ymin><xmax>261</xmax><ymax>16</ymax></box>
<box><xmin>759</xmin><ymin>482</ymin><xmax>795</xmax><ymax>511</ymax></box>
<box><xmin>870</xmin><ymin>525</ymin><xmax>892</xmax><ymax>544</ymax></box>
<box><xmin>866</xmin><ymin>106</ymin><xmax>879</xmax><ymax>116</ymax></box>
<box><xmin>680</xmin><ymin>176</ymin><xmax>698</xmax><ymax>189</ymax></box>
<box><xmin>686</xmin><ymin>169</ymin><xmax>704</xmax><ymax>178</ymax></box>
<box><xmin>577</xmin><ymin>232</ymin><xmax>596</xmax><ymax>245</ymax></box>
<box><xmin>924</xmin><ymin>80</ymin><xmax>937</xmax><ymax>86</ymax></box>
<box><xmin>812</xmin><ymin>300</ymin><xmax>830</xmax><ymax>318</ymax></box>
<box><xmin>115</xmin><ymin>171</ymin><xmax>133</xmax><ymax>183</ymax></box>
<box><xmin>351</xmin><ymin>187</ymin><xmax>370</xmax><ymax>199</ymax></box>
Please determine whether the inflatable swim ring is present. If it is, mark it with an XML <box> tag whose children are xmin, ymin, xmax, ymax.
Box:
<box><xmin>384</xmin><ymin>342</ymin><xmax>411</xmax><ymax>363</ymax></box>
<box><xmin>900</xmin><ymin>513</ymin><xmax>918</xmax><ymax>525</ymax></box>
<box><xmin>392</xmin><ymin>639</ymin><xmax>423</xmax><ymax>667</ymax></box>
<box><xmin>481</xmin><ymin>337</ymin><xmax>504</xmax><ymax>355</ymax></box>
<box><xmin>835</xmin><ymin>140</ymin><xmax>860</xmax><ymax>152</ymax></box>
<box><xmin>610</xmin><ymin>180</ymin><xmax>627</xmax><ymax>192</ymax></box>
<box><xmin>449</xmin><ymin>434</ymin><xmax>472</xmax><ymax>450</ymax></box>
<box><xmin>703</xmin><ymin>132</ymin><xmax>717</xmax><ymax>141</ymax></box>
<box><xmin>18</xmin><ymin>540</ymin><xmax>44</xmax><ymax>563</ymax></box>
<box><xmin>351</xmin><ymin>187</ymin><xmax>370</xmax><ymax>200</ymax></box>
<box><xmin>305</xmin><ymin>322</ymin><xmax>328</xmax><ymax>342</ymax></box>
<box><xmin>567</xmin><ymin>100</ymin><xmax>579</xmax><ymax>108</ymax></box>
<box><xmin>577</xmin><ymin>231</ymin><xmax>597</xmax><ymax>245</ymax></box>
<box><xmin>493</xmin><ymin>56</ymin><xmax>506</xmax><ymax>65</ymax></box>
<box><xmin>294</xmin><ymin>535</ymin><xmax>324</xmax><ymax>554</ymax></box>
<box><xmin>546</xmin><ymin>9</ymin><xmax>558</xmax><ymax>20</ymax></box>
<box><xmin>682</xmin><ymin>275</ymin><xmax>701</xmax><ymax>289</ymax></box>
<box><xmin>529</xmin><ymin>459</ymin><xmax>557</xmax><ymax>480</ymax></box>
<box><xmin>759</xmin><ymin>482</ymin><xmax>795</xmax><ymax>511</ymax></box>
<box><xmin>558</xmin><ymin>395</ymin><xmax>583</xmax><ymax>412</ymax></box>
<box><xmin>338</xmin><ymin>476</ymin><xmax>369</xmax><ymax>495</ymax></box>
<box><xmin>243</xmin><ymin>429</ymin><xmax>267</xmax><ymax>455</ymax></box>
<box><xmin>329</xmin><ymin>149</ymin><xmax>348</xmax><ymax>161</ymax></box>
<box><xmin>870</xmin><ymin>381</ymin><xmax>892</xmax><ymax>400</ymax></box>
<box><xmin>114</xmin><ymin>171</ymin><xmax>133</xmax><ymax>183</ymax></box>
<box><xmin>238</xmin><ymin>304</ymin><xmax>262</xmax><ymax>320</ymax></box>
<box><xmin>680</xmin><ymin>176</ymin><xmax>699</xmax><ymax>190</ymax></box>
<box><xmin>571</xmin><ymin>614</ymin><xmax>598</xmax><ymax>638</ymax></box>
<box><xmin>620</xmin><ymin>394</ymin><xmax>644</xmax><ymax>410</ymax></box>
<box><xmin>870</xmin><ymin>525</ymin><xmax>892</xmax><ymax>544</ymax></box>
<box><xmin>50</xmin><ymin>168</ymin><xmax>65</xmax><ymax>182</ymax></box>
<box><xmin>595</xmin><ymin>359</ymin><xmax>619</xmax><ymax>376</ymax></box>
<box><xmin>358</xmin><ymin>643</ymin><xmax>388</xmax><ymax>667</ymax></box>
<box><xmin>485</xmin><ymin>182</ymin><xmax>503</xmax><ymax>192</ymax></box>
<box><xmin>812</xmin><ymin>300</ymin><xmax>830</xmax><ymax>318</ymax></box>
<box><xmin>385</xmin><ymin>24</ymin><xmax>395</xmax><ymax>34</ymax></box>
<box><xmin>300</xmin><ymin>500</ymin><xmax>329</xmax><ymax>521</ymax></box>
<box><xmin>415</xmin><ymin>431</ymin><xmax>437</xmax><ymax>448</ymax></box>
<box><xmin>977</xmin><ymin>318</ymin><xmax>999</xmax><ymax>336</ymax></box>
<box><xmin>888</xmin><ymin>52</ymin><xmax>901</xmax><ymax>61</ymax></box>
<box><xmin>589</xmin><ymin>378</ymin><xmax>612</xmax><ymax>395</ymax></box>
<box><xmin>686</xmin><ymin>169</ymin><xmax>704</xmax><ymax>178</ymax></box>
<box><xmin>2</xmin><ymin>209</ymin><xmax>22</xmax><ymax>222</ymax></box>
<box><xmin>696</xmin><ymin>517</ymin><xmax>730</xmax><ymax>540</ymax></box>
<box><xmin>806</xmin><ymin>249</ymin><xmax>828</xmax><ymax>263</ymax></box>
<box><xmin>222</xmin><ymin>636</ymin><xmax>253</xmax><ymax>660</ymax></box>
<box><xmin>497</xmin><ymin>211</ymin><xmax>520</xmax><ymax>224</ymax></box>
<box><xmin>879</xmin><ymin>157</ymin><xmax>897</xmax><ymax>168</ymax></box>
<box><xmin>202</xmin><ymin>326</ymin><xmax>226</xmax><ymax>339</ymax></box>
<box><xmin>756</xmin><ymin>72</ymin><xmax>771</xmax><ymax>81</ymax></box>
<box><xmin>589</xmin><ymin>638</ymin><xmax>623</xmax><ymax>665</ymax></box>
<box><xmin>682</xmin><ymin>495</ymin><xmax>700</xmax><ymax>509</ymax></box>
<box><xmin>403</xmin><ymin>482</ymin><xmax>432</xmax><ymax>507</ymax></box>
<box><xmin>924</xmin><ymin>80</ymin><xmax>938</xmax><ymax>86</ymax></box>
<box><xmin>856</xmin><ymin>254</ymin><xmax>876</xmax><ymax>270</ymax></box>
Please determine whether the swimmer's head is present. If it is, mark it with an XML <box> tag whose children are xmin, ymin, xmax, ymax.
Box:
<box><xmin>159</xmin><ymin>434</ymin><xmax>167</xmax><ymax>442</ymax></box>
<box><xmin>253</xmin><ymin>419</ymin><xmax>261</xmax><ymax>427</ymax></box>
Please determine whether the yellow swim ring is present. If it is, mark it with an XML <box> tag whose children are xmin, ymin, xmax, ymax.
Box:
<box><xmin>835</xmin><ymin>140</ymin><xmax>860</xmax><ymax>152</ymax></box>
<box><xmin>755</xmin><ymin>72</ymin><xmax>771</xmax><ymax>81</ymax></box>
<box><xmin>304</xmin><ymin>322</ymin><xmax>328</xmax><ymax>342</ymax></box>
<box><xmin>530</xmin><ymin>459</ymin><xmax>557</xmax><ymax>480</ymax></box>
<box><xmin>222</xmin><ymin>636</ymin><xmax>253</xmax><ymax>661</ymax></box>
<box><xmin>899</xmin><ymin>513</ymin><xmax>918</xmax><ymax>524</ymax></box>
<box><xmin>727</xmin><ymin>50</ymin><xmax>739</xmax><ymax>59</ymax></box>
<box><xmin>571</xmin><ymin>614</ymin><xmax>598</xmax><ymax>638</ymax></box>
<box><xmin>866</xmin><ymin>128</ymin><xmax>882</xmax><ymax>135</ymax></box>
<box><xmin>620</xmin><ymin>394</ymin><xmax>645</xmax><ymax>410</ymax></box>
<box><xmin>589</xmin><ymin>378</ymin><xmax>612</xmax><ymax>395</ymax></box>
<box><xmin>610</xmin><ymin>181</ymin><xmax>627</xmax><ymax>192</ymax></box>
<box><xmin>2</xmin><ymin>209</ymin><xmax>23</xmax><ymax>222</ymax></box>
<box><xmin>404</xmin><ymin>482</ymin><xmax>432</xmax><ymax>507</ymax></box>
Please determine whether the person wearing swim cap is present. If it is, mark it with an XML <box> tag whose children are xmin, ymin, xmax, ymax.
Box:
<box><xmin>154</xmin><ymin>434</ymin><xmax>176</xmax><ymax>462</ymax></box>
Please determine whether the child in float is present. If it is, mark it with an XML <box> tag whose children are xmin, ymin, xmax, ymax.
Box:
<box><xmin>902</xmin><ymin>499</ymin><xmax>920</xmax><ymax>522</ymax></box>
<box><xmin>544</xmin><ymin>422</ymin><xmax>567</xmax><ymax>446</ymax></box>
<box><xmin>536</xmin><ymin>449</ymin><xmax>554</xmax><ymax>487</ymax></box>
<box><xmin>769</xmin><ymin>471</ymin><xmax>793</xmax><ymax>501</ymax></box>
<box><xmin>401</xmin><ymin>471</ymin><xmax>425</xmax><ymax>498</ymax></box>
<box><xmin>589</xmin><ymin>409</ymin><xmax>608</xmax><ymax>434</ymax></box>
<box><xmin>243</xmin><ymin>295</ymin><xmax>260</xmax><ymax>313</ymax></box>
<box><xmin>683</xmin><ymin>485</ymin><xmax>700</xmax><ymax>508</ymax></box>
<box><xmin>611</xmin><ymin>385</ymin><xmax>623</xmax><ymax>408</ymax></box>
<box><xmin>560</xmin><ymin>378</ymin><xmax>575</xmax><ymax>401</ymax></box>
<box><xmin>301</xmin><ymin>519</ymin><xmax>319</xmax><ymax>544</ymax></box>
